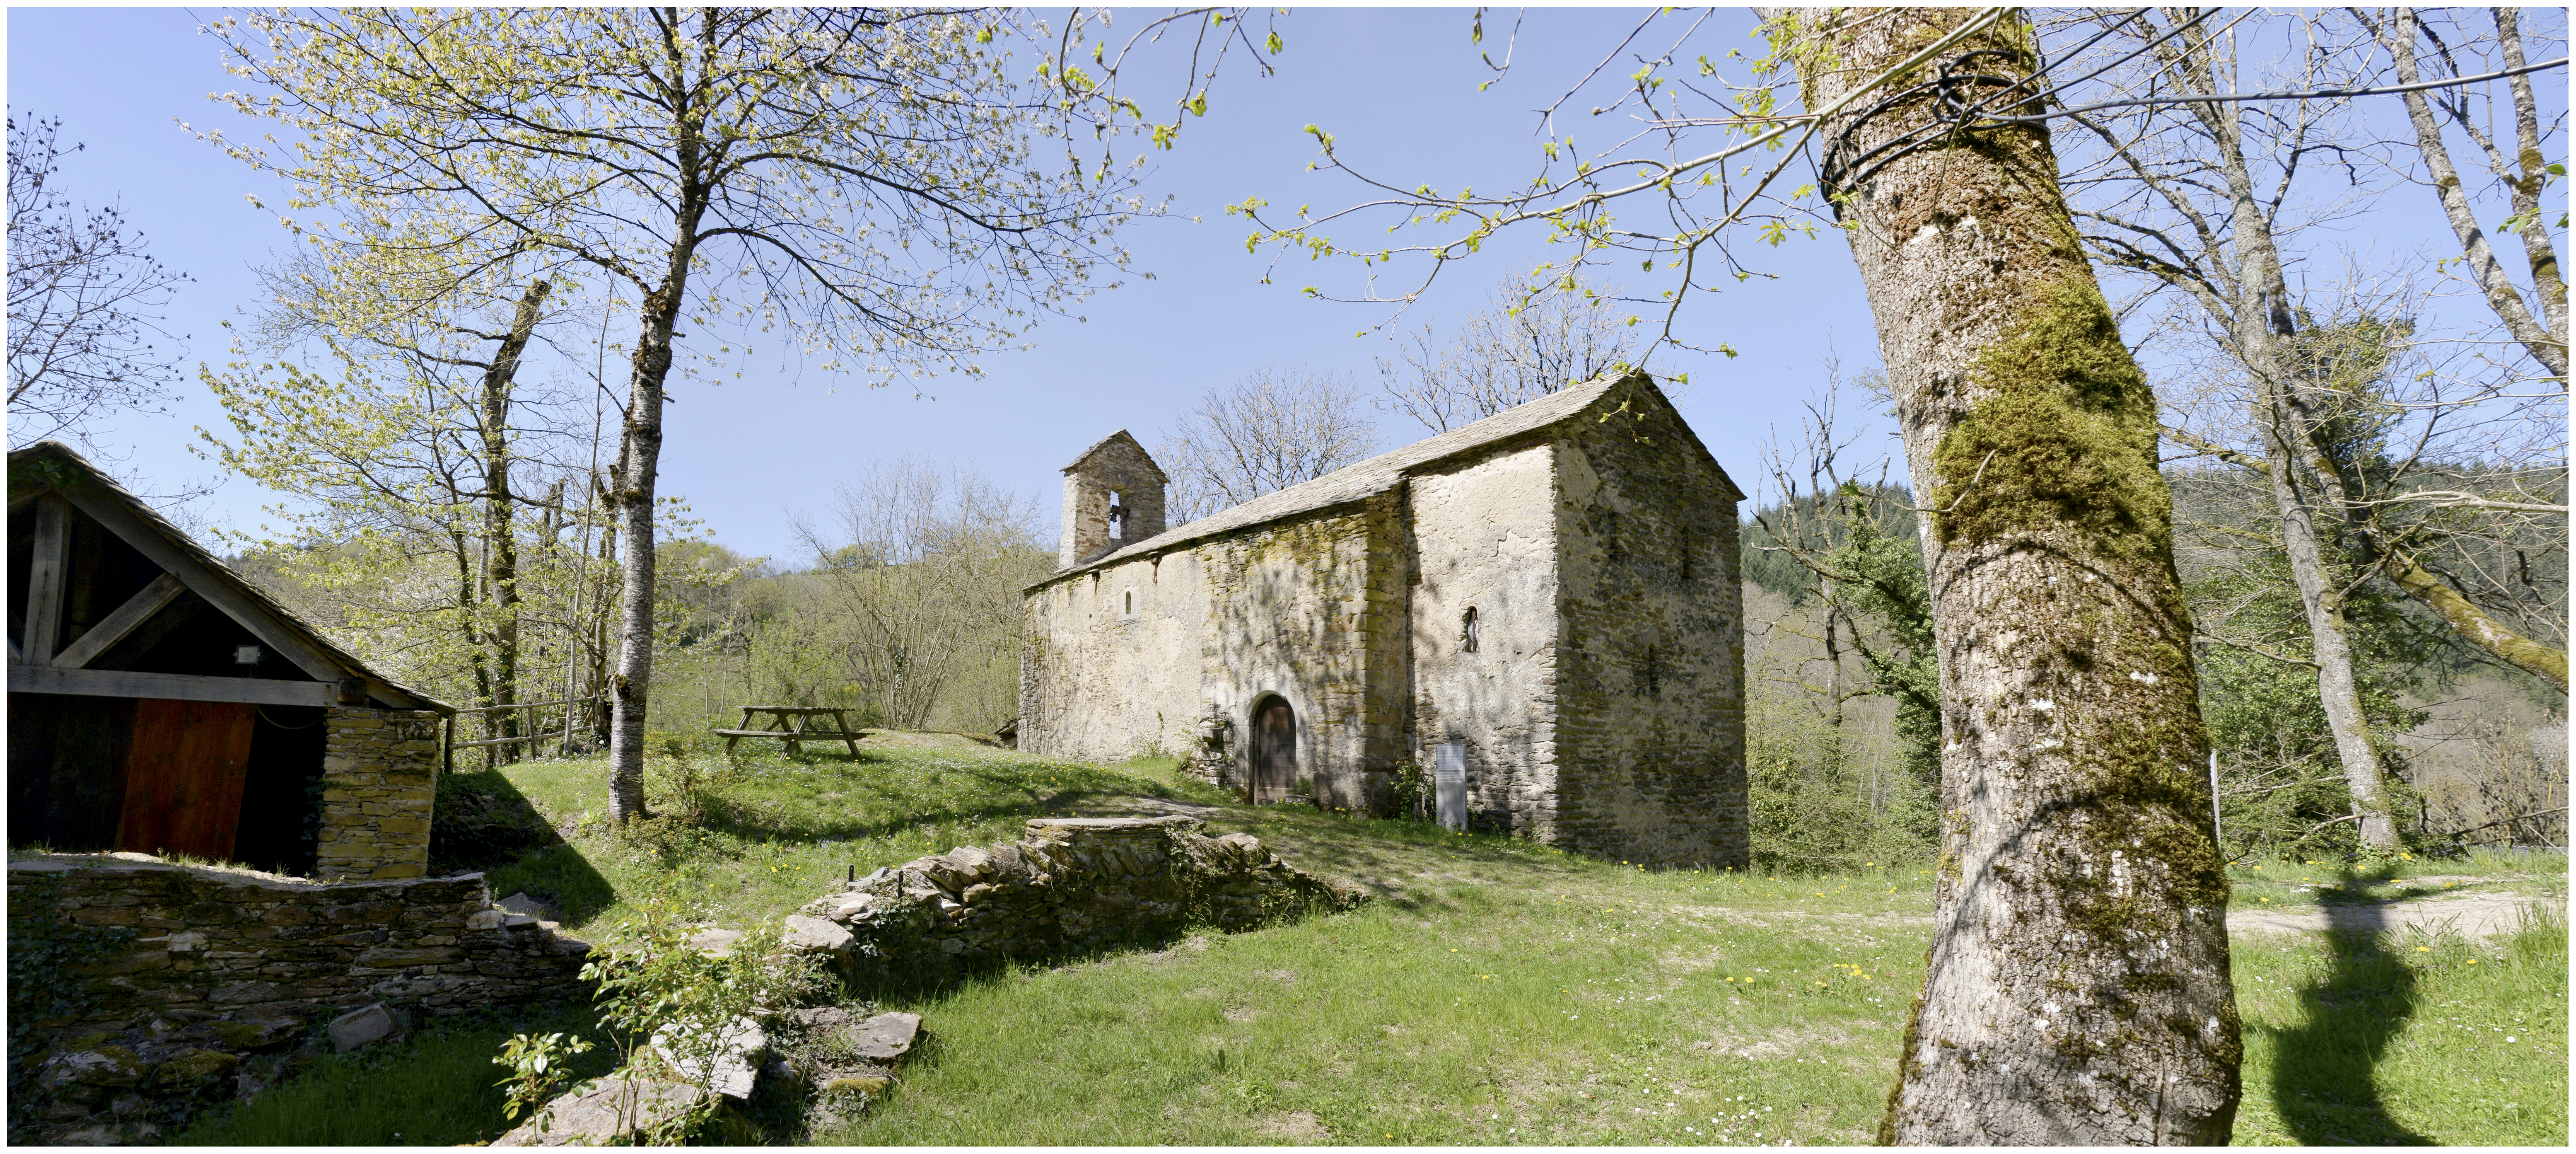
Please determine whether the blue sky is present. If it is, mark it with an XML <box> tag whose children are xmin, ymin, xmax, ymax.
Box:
<box><xmin>5</xmin><ymin>8</ymin><xmax>2557</xmax><ymax>564</ymax></box>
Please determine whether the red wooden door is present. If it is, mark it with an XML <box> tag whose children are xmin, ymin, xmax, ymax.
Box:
<box><xmin>116</xmin><ymin>698</ymin><xmax>257</xmax><ymax>861</ymax></box>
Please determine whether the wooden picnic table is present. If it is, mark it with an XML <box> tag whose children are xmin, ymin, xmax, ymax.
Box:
<box><xmin>712</xmin><ymin>705</ymin><xmax>864</xmax><ymax>758</ymax></box>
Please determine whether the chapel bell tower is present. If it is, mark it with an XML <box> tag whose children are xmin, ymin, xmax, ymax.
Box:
<box><xmin>1059</xmin><ymin>430</ymin><xmax>1168</xmax><ymax>569</ymax></box>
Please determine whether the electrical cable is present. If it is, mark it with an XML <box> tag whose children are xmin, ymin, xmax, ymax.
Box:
<box><xmin>1818</xmin><ymin>31</ymin><xmax>2566</xmax><ymax>200</ymax></box>
<box><xmin>1820</xmin><ymin>6</ymin><xmax>2234</xmax><ymax>193</ymax></box>
<box><xmin>1946</xmin><ymin>54</ymin><xmax>2569</xmax><ymax>126</ymax></box>
<box><xmin>256</xmin><ymin>706</ymin><xmax>324</xmax><ymax>730</ymax></box>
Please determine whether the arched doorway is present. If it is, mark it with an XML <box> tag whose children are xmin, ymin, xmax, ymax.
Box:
<box><xmin>1249</xmin><ymin>697</ymin><xmax>1296</xmax><ymax>804</ymax></box>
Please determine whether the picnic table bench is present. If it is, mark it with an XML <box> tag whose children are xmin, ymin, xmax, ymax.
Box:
<box><xmin>713</xmin><ymin>705</ymin><xmax>864</xmax><ymax>757</ymax></box>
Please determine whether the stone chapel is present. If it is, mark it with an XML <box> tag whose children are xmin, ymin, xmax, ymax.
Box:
<box><xmin>1018</xmin><ymin>371</ymin><xmax>1748</xmax><ymax>868</ymax></box>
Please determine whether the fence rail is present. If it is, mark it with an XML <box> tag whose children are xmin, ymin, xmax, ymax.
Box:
<box><xmin>442</xmin><ymin>694</ymin><xmax>610</xmax><ymax>775</ymax></box>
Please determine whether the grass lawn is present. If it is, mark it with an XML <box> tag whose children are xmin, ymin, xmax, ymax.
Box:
<box><xmin>174</xmin><ymin>997</ymin><xmax>615</xmax><ymax>1146</ymax></box>
<box><xmin>205</xmin><ymin>735</ymin><xmax>2568</xmax><ymax>1145</ymax></box>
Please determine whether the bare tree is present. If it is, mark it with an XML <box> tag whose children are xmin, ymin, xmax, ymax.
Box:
<box><xmin>1376</xmin><ymin>279</ymin><xmax>1639</xmax><ymax>434</ymax></box>
<box><xmin>1157</xmin><ymin>368</ymin><xmax>1381</xmax><ymax>524</ymax></box>
<box><xmin>6</xmin><ymin>114</ymin><xmax>191</xmax><ymax>447</ymax></box>
<box><xmin>796</xmin><ymin>458</ymin><xmax>1050</xmax><ymax>732</ymax></box>
<box><xmin>2054</xmin><ymin>7</ymin><xmax>2567</xmax><ymax>709</ymax></box>
<box><xmin>2365</xmin><ymin>7</ymin><xmax>2568</xmax><ymax>379</ymax></box>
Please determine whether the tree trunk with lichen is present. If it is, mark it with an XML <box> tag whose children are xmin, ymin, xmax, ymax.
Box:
<box><xmin>478</xmin><ymin>278</ymin><xmax>551</xmax><ymax>766</ymax></box>
<box><xmin>2167</xmin><ymin>24</ymin><xmax>2400</xmax><ymax>852</ymax></box>
<box><xmin>1778</xmin><ymin>8</ymin><xmax>2239</xmax><ymax>1143</ymax></box>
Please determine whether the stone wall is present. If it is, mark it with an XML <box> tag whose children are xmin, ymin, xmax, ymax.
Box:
<box><xmin>9</xmin><ymin>852</ymin><xmax>591</xmax><ymax>1143</ymax></box>
<box><xmin>1407</xmin><ymin>439</ymin><xmax>1563</xmax><ymax>837</ymax></box>
<box><xmin>1021</xmin><ymin>548</ymin><xmax>1211</xmax><ymax>766</ymax></box>
<box><xmin>1023</xmin><ymin>500</ymin><xmax>1404</xmax><ymax>813</ymax></box>
<box><xmin>315</xmin><ymin>707</ymin><xmax>441</xmax><ymax>881</ymax></box>
<box><xmin>797</xmin><ymin>816</ymin><xmax>1365</xmax><ymax>985</ymax></box>
<box><xmin>1198</xmin><ymin>503</ymin><xmax>1395</xmax><ymax>810</ymax></box>
<box><xmin>1550</xmin><ymin>379</ymin><xmax>1748</xmax><ymax>869</ymax></box>
<box><xmin>1059</xmin><ymin>431</ymin><xmax>1169</xmax><ymax>568</ymax></box>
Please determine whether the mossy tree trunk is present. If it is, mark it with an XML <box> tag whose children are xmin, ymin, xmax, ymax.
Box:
<box><xmin>474</xmin><ymin>278</ymin><xmax>552</xmax><ymax>766</ymax></box>
<box><xmin>1779</xmin><ymin>9</ymin><xmax>2239</xmax><ymax>1143</ymax></box>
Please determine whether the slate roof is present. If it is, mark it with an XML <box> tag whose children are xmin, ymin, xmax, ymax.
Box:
<box><xmin>8</xmin><ymin>440</ymin><xmax>452</xmax><ymax>713</ymax></box>
<box><xmin>1061</xmin><ymin>430</ymin><xmax>1168</xmax><ymax>479</ymax></box>
<box><xmin>1039</xmin><ymin>372</ymin><xmax>1727</xmax><ymax>586</ymax></box>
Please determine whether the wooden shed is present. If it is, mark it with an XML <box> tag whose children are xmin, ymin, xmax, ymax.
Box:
<box><xmin>9</xmin><ymin>441</ymin><xmax>451</xmax><ymax>876</ymax></box>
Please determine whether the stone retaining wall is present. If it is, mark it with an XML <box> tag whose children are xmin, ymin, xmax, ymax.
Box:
<box><xmin>797</xmin><ymin>816</ymin><xmax>1366</xmax><ymax>985</ymax></box>
<box><xmin>8</xmin><ymin>852</ymin><xmax>591</xmax><ymax>1144</ymax></box>
<box><xmin>316</xmin><ymin>707</ymin><xmax>442</xmax><ymax>881</ymax></box>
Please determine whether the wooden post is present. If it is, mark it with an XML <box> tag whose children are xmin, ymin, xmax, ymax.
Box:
<box><xmin>2209</xmin><ymin>749</ymin><xmax>2223</xmax><ymax>848</ymax></box>
<box><xmin>22</xmin><ymin>496</ymin><xmax>69</xmax><ymax>664</ymax></box>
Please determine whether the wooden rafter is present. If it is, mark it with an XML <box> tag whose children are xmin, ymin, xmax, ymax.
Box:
<box><xmin>51</xmin><ymin>572</ymin><xmax>186</xmax><ymax>670</ymax></box>
<box><xmin>22</xmin><ymin>496</ymin><xmax>69</xmax><ymax>664</ymax></box>
<box><xmin>45</xmin><ymin>482</ymin><xmax>405</xmax><ymax>700</ymax></box>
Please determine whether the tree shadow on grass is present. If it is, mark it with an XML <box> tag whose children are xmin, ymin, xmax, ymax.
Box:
<box><xmin>433</xmin><ymin>767</ymin><xmax>617</xmax><ymax>921</ymax></box>
<box><xmin>2269</xmin><ymin>862</ymin><xmax>2433</xmax><ymax>1146</ymax></box>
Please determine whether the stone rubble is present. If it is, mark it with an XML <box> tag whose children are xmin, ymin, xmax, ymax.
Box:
<box><xmin>797</xmin><ymin>815</ymin><xmax>1368</xmax><ymax>986</ymax></box>
<box><xmin>490</xmin><ymin>1074</ymin><xmax>710</xmax><ymax>1147</ymax></box>
<box><xmin>16</xmin><ymin>814</ymin><xmax>1365</xmax><ymax>1144</ymax></box>
<box><xmin>648</xmin><ymin>1016</ymin><xmax>768</xmax><ymax>1100</ymax></box>
<box><xmin>326</xmin><ymin>1003</ymin><xmax>398</xmax><ymax>1052</ymax></box>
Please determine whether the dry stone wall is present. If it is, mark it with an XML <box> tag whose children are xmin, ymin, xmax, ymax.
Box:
<box><xmin>8</xmin><ymin>852</ymin><xmax>592</xmax><ymax>1143</ymax></box>
<box><xmin>316</xmin><ymin>707</ymin><xmax>441</xmax><ymax>881</ymax></box>
<box><xmin>797</xmin><ymin>816</ymin><xmax>1365</xmax><ymax>985</ymax></box>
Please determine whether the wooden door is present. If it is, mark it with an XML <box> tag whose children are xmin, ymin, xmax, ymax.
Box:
<box><xmin>1250</xmin><ymin>699</ymin><xmax>1296</xmax><ymax>805</ymax></box>
<box><xmin>116</xmin><ymin>698</ymin><xmax>257</xmax><ymax>861</ymax></box>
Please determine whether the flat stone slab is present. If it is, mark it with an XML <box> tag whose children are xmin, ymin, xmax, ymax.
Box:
<box><xmin>491</xmin><ymin>1074</ymin><xmax>707</xmax><ymax>1146</ymax></box>
<box><xmin>649</xmin><ymin>1016</ymin><xmax>767</xmax><ymax>1100</ymax></box>
<box><xmin>497</xmin><ymin>891</ymin><xmax>551</xmax><ymax>918</ymax></box>
<box><xmin>686</xmin><ymin>927</ymin><xmax>745</xmax><ymax>958</ymax></box>
<box><xmin>1025</xmin><ymin>816</ymin><xmax>1197</xmax><ymax>830</ymax></box>
<box><xmin>328</xmin><ymin>1004</ymin><xmax>394</xmax><ymax>1052</ymax></box>
<box><xmin>848</xmin><ymin>1012</ymin><xmax>922</xmax><ymax>1064</ymax></box>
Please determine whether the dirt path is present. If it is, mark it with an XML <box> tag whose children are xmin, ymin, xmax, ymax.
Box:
<box><xmin>2227</xmin><ymin>891</ymin><xmax>2558</xmax><ymax>940</ymax></box>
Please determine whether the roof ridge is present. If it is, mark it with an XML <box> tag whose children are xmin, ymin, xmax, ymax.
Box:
<box><xmin>1035</xmin><ymin>372</ymin><xmax>1639</xmax><ymax>585</ymax></box>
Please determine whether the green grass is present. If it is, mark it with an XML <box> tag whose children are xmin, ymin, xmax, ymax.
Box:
<box><xmin>227</xmin><ymin>736</ymin><xmax>2565</xmax><ymax>1145</ymax></box>
<box><xmin>2225</xmin><ymin>849</ymin><xmax>2569</xmax><ymax>914</ymax></box>
<box><xmin>172</xmin><ymin>998</ymin><xmax>613</xmax><ymax>1146</ymax></box>
<box><xmin>829</xmin><ymin>849</ymin><xmax>1935</xmax><ymax>1146</ymax></box>
<box><xmin>469</xmin><ymin>733</ymin><xmax>1222</xmax><ymax>935</ymax></box>
<box><xmin>2232</xmin><ymin>898</ymin><xmax>2568</xmax><ymax>1145</ymax></box>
